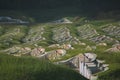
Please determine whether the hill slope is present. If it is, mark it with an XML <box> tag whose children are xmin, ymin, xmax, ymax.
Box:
<box><xmin>0</xmin><ymin>14</ymin><xmax>120</xmax><ymax>80</ymax></box>
<box><xmin>0</xmin><ymin>53</ymin><xmax>88</xmax><ymax>80</ymax></box>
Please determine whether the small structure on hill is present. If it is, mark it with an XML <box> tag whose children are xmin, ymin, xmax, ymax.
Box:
<box><xmin>52</xmin><ymin>18</ymin><xmax>73</xmax><ymax>24</ymax></box>
<box><xmin>79</xmin><ymin>53</ymin><xmax>108</xmax><ymax>80</ymax></box>
<box><xmin>57</xmin><ymin>53</ymin><xmax>109</xmax><ymax>80</ymax></box>
<box><xmin>0</xmin><ymin>16</ymin><xmax>29</xmax><ymax>24</ymax></box>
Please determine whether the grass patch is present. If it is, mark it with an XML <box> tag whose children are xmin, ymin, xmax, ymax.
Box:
<box><xmin>98</xmin><ymin>63</ymin><xmax>120</xmax><ymax>80</ymax></box>
<box><xmin>0</xmin><ymin>53</ymin><xmax>87</xmax><ymax>80</ymax></box>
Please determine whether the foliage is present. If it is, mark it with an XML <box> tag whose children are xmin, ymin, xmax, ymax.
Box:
<box><xmin>0</xmin><ymin>9</ymin><xmax>120</xmax><ymax>80</ymax></box>
<box><xmin>98</xmin><ymin>63</ymin><xmax>120</xmax><ymax>80</ymax></box>
<box><xmin>0</xmin><ymin>53</ymin><xmax>87</xmax><ymax>80</ymax></box>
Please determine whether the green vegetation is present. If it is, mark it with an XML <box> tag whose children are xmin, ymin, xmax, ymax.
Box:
<box><xmin>98</xmin><ymin>63</ymin><xmax>120</xmax><ymax>80</ymax></box>
<box><xmin>0</xmin><ymin>53</ymin><xmax>87</xmax><ymax>80</ymax></box>
<box><xmin>0</xmin><ymin>25</ymin><xmax>28</xmax><ymax>49</ymax></box>
<box><xmin>93</xmin><ymin>46</ymin><xmax>120</xmax><ymax>80</ymax></box>
<box><xmin>0</xmin><ymin>8</ymin><xmax>120</xmax><ymax>80</ymax></box>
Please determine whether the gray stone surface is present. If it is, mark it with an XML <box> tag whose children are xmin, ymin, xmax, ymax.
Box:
<box><xmin>106</xmin><ymin>44</ymin><xmax>120</xmax><ymax>53</ymax></box>
<box><xmin>102</xmin><ymin>24</ymin><xmax>120</xmax><ymax>38</ymax></box>
<box><xmin>45</xmin><ymin>49</ymin><xmax>66</xmax><ymax>60</ymax></box>
<box><xmin>52</xmin><ymin>27</ymin><xmax>72</xmax><ymax>43</ymax></box>
<box><xmin>31</xmin><ymin>47</ymin><xmax>45</xmax><ymax>57</ymax></box>
<box><xmin>4</xmin><ymin>46</ymin><xmax>31</xmax><ymax>55</ymax></box>
<box><xmin>89</xmin><ymin>35</ymin><xmax>118</xmax><ymax>43</ymax></box>
<box><xmin>23</xmin><ymin>26</ymin><xmax>45</xmax><ymax>42</ymax></box>
<box><xmin>77</xmin><ymin>24</ymin><xmax>99</xmax><ymax>39</ymax></box>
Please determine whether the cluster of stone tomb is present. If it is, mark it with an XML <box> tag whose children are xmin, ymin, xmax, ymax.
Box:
<box><xmin>57</xmin><ymin>53</ymin><xmax>109</xmax><ymax>80</ymax></box>
<box><xmin>3</xmin><ymin>45</ymin><xmax>68</xmax><ymax>60</ymax></box>
<box><xmin>2</xmin><ymin>43</ymin><xmax>110</xmax><ymax>79</ymax></box>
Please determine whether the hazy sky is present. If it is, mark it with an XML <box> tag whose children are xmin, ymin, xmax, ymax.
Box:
<box><xmin>0</xmin><ymin>0</ymin><xmax>120</xmax><ymax>11</ymax></box>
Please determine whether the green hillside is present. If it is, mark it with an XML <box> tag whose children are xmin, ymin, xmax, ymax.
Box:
<box><xmin>0</xmin><ymin>9</ymin><xmax>120</xmax><ymax>80</ymax></box>
<box><xmin>0</xmin><ymin>53</ymin><xmax>88</xmax><ymax>80</ymax></box>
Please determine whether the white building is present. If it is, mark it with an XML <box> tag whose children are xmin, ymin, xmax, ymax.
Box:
<box><xmin>79</xmin><ymin>53</ymin><xmax>109</xmax><ymax>80</ymax></box>
<box><xmin>56</xmin><ymin>53</ymin><xmax>109</xmax><ymax>80</ymax></box>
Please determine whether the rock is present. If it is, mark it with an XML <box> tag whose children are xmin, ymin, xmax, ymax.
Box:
<box><xmin>7</xmin><ymin>46</ymin><xmax>21</xmax><ymax>54</ymax></box>
<box><xmin>46</xmin><ymin>49</ymin><xmax>66</xmax><ymax>60</ymax></box>
<box><xmin>48</xmin><ymin>44</ymin><xmax>74</xmax><ymax>50</ymax></box>
<box><xmin>19</xmin><ymin>47</ymin><xmax>31</xmax><ymax>54</ymax></box>
<box><xmin>70</xmin><ymin>37</ymin><xmax>83</xmax><ymax>45</ymax></box>
<box><xmin>91</xmin><ymin>46</ymin><xmax>97</xmax><ymax>50</ymax></box>
<box><xmin>4</xmin><ymin>46</ymin><xmax>31</xmax><ymax>55</ymax></box>
<box><xmin>31</xmin><ymin>47</ymin><xmax>45</xmax><ymax>57</ymax></box>
<box><xmin>106</xmin><ymin>44</ymin><xmax>120</xmax><ymax>53</ymax></box>
<box><xmin>55</xmin><ymin>49</ymin><xmax>66</xmax><ymax>56</ymax></box>
<box><xmin>13</xmin><ymin>54</ymin><xmax>21</xmax><ymax>57</ymax></box>
<box><xmin>60</xmin><ymin>44</ymin><xmax>73</xmax><ymax>50</ymax></box>
<box><xmin>102</xmin><ymin>24</ymin><xmax>120</xmax><ymax>38</ymax></box>
<box><xmin>52</xmin><ymin>27</ymin><xmax>72</xmax><ymax>43</ymax></box>
<box><xmin>23</xmin><ymin>26</ymin><xmax>45</xmax><ymax>43</ymax></box>
<box><xmin>48</xmin><ymin>44</ymin><xmax>60</xmax><ymax>48</ymax></box>
<box><xmin>79</xmin><ymin>42</ymin><xmax>86</xmax><ymax>46</ymax></box>
<box><xmin>77</xmin><ymin>24</ymin><xmax>119</xmax><ymax>44</ymax></box>
<box><xmin>89</xmin><ymin>35</ymin><xmax>118</xmax><ymax>43</ymax></box>
<box><xmin>52</xmin><ymin>27</ymin><xmax>82</xmax><ymax>44</ymax></box>
<box><xmin>34</xmin><ymin>44</ymin><xmax>38</xmax><ymax>47</ymax></box>
<box><xmin>77</xmin><ymin>24</ymin><xmax>99</xmax><ymax>39</ymax></box>
<box><xmin>106</xmin><ymin>47</ymin><xmax>120</xmax><ymax>53</ymax></box>
<box><xmin>112</xmin><ymin>44</ymin><xmax>120</xmax><ymax>48</ymax></box>
<box><xmin>97</xmin><ymin>43</ymin><xmax>107</xmax><ymax>46</ymax></box>
<box><xmin>85</xmin><ymin>45</ymin><xmax>92</xmax><ymax>51</ymax></box>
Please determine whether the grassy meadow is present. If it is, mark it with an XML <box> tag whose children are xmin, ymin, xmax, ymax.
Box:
<box><xmin>0</xmin><ymin>53</ymin><xmax>88</xmax><ymax>80</ymax></box>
